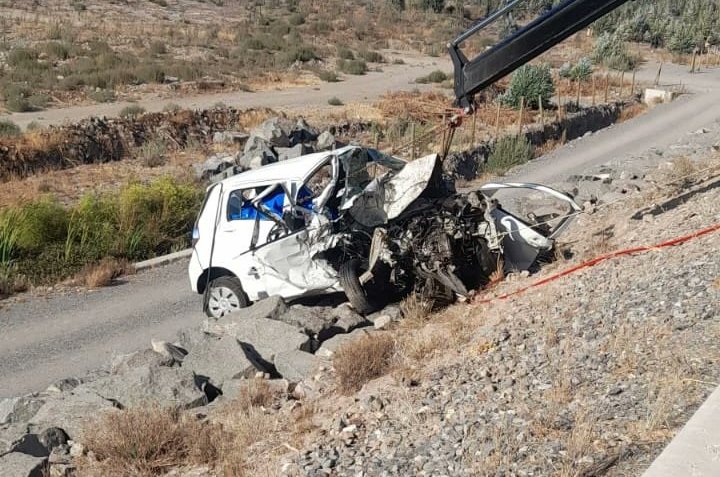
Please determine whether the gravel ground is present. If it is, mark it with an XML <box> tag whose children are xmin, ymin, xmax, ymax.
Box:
<box><xmin>291</xmin><ymin>132</ymin><xmax>720</xmax><ymax>476</ymax></box>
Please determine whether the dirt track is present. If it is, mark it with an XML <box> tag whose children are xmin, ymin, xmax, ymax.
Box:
<box><xmin>3</xmin><ymin>53</ymin><xmax>451</xmax><ymax>130</ymax></box>
<box><xmin>1</xmin><ymin>62</ymin><xmax>719</xmax><ymax>398</ymax></box>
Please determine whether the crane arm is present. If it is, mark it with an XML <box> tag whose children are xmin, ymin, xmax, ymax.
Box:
<box><xmin>449</xmin><ymin>0</ymin><xmax>632</xmax><ymax>111</ymax></box>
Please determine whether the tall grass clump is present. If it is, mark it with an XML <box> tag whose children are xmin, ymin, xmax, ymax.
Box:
<box><xmin>485</xmin><ymin>135</ymin><xmax>535</xmax><ymax>175</ymax></box>
<box><xmin>0</xmin><ymin>177</ymin><xmax>202</xmax><ymax>294</ymax></box>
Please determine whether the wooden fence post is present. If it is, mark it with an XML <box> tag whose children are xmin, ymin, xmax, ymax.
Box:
<box><xmin>604</xmin><ymin>73</ymin><xmax>610</xmax><ymax>103</ymax></box>
<box><xmin>517</xmin><ymin>97</ymin><xmax>525</xmax><ymax>136</ymax></box>
<box><xmin>471</xmin><ymin>113</ymin><xmax>477</xmax><ymax>147</ymax></box>
<box><xmin>655</xmin><ymin>63</ymin><xmax>663</xmax><ymax>86</ymax></box>
<box><xmin>576</xmin><ymin>80</ymin><xmax>581</xmax><ymax>107</ymax></box>
<box><xmin>410</xmin><ymin>122</ymin><xmax>416</xmax><ymax>161</ymax></box>
<box><xmin>691</xmin><ymin>50</ymin><xmax>697</xmax><ymax>73</ymax></box>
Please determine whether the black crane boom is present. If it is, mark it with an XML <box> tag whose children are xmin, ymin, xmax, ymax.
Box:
<box><xmin>449</xmin><ymin>0</ymin><xmax>632</xmax><ymax>111</ymax></box>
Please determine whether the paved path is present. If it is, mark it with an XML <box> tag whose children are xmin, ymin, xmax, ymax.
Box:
<box><xmin>642</xmin><ymin>384</ymin><xmax>720</xmax><ymax>477</ymax></box>
<box><xmin>1</xmin><ymin>62</ymin><xmax>720</xmax><ymax>398</ymax></box>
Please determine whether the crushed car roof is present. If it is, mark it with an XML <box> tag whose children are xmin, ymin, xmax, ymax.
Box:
<box><xmin>219</xmin><ymin>145</ymin><xmax>360</xmax><ymax>188</ymax></box>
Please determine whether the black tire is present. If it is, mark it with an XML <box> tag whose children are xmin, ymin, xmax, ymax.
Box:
<box><xmin>204</xmin><ymin>276</ymin><xmax>249</xmax><ymax>318</ymax></box>
<box><xmin>339</xmin><ymin>259</ymin><xmax>387</xmax><ymax>315</ymax></box>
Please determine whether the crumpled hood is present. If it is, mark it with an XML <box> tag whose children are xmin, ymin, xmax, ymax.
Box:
<box><xmin>341</xmin><ymin>154</ymin><xmax>439</xmax><ymax>227</ymax></box>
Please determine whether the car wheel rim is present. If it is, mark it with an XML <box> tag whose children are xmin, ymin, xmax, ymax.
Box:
<box><xmin>208</xmin><ymin>286</ymin><xmax>241</xmax><ymax>317</ymax></box>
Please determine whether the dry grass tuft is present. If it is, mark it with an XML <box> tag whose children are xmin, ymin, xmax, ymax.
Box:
<box><xmin>375</xmin><ymin>91</ymin><xmax>451</xmax><ymax>123</ymax></box>
<box><xmin>334</xmin><ymin>333</ymin><xmax>397</xmax><ymax>394</ymax></box>
<box><xmin>618</xmin><ymin>102</ymin><xmax>648</xmax><ymax>122</ymax></box>
<box><xmin>399</xmin><ymin>292</ymin><xmax>434</xmax><ymax>325</ymax></box>
<box><xmin>487</xmin><ymin>257</ymin><xmax>505</xmax><ymax>286</ymax></box>
<box><xmin>76</xmin><ymin>406</ymin><xmax>224</xmax><ymax>477</ymax></box>
<box><xmin>76</xmin><ymin>257</ymin><xmax>133</xmax><ymax>288</ymax></box>
<box><xmin>669</xmin><ymin>156</ymin><xmax>696</xmax><ymax>181</ymax></box>
<box><xmin>230</xmin><ymin>378</ymin><xmax>275</xmax><ymax>409</ymax></box>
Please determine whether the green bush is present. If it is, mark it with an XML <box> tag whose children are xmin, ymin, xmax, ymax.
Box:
<box><xmin>3</xmin><ymin>84</ymin><xmax>32</xmax><ymax>112</ymax></box>
<box><xmin>288</xmin><ymin>13</ymin><xmax>305</xmax><ymax>26</ymax></box>
<box><xmin>0</xmin><ymin>177</ymin><xmax>203</xmax><ymax>289</ymax></box>
<box><xmin>416</xmin><ymin>70</ymin><xmax>448</xmax><ymax>84</ymax></box>
<box><xmin>119</xmin><ymin>104</ymin><xmax>146</xmax><ymax>119</ymax></box>
<box><xmin>337</xmin><ymin>59</ymin><xmax>368</xmax><ymax>75</ymax></box>
<box><xmin>328</xmin><ymin>96</ymin><xmax>343</xmax><ymax>106</ymax></box>
<box><xmin>337</xmin><ymin>47</ymin><xmax>355</xmax><ymax>60</ymax></box>
<box><xmin>359</xmin><ymin>50</ymin><xmax>384</xmax><ymax>63</ymax></box>
<box><xmin>592</xmin><ymin>32</ymin><xmax>638</xmax><ymax>71</ymax></box>
<box><xmin>278</xmin><ymin>46</ymin><xmax>317</xmax><ymax>66</ymax></box>
<box><xmin>12</xmin><ymin>198</ymin><xmax>69</xmax><ymax>253</ymax></box>
<box><xmin>560</xmin><ymin>57</ymin><xmax>593</xmax><ymax>82</ymax></box>
<box><xmin>43</xmin><ymin>41</ymin><xmax>72</xmax><ymax>60</ymax></box>
<box><xmin>89</xmin><ymin>89</ymin><xmax>116</xmax><ymax>103</ymax></box>
<box><xmin>486</xmin><ymin>135</ymin><xmax>535</xmax><ymax>174</ymax></box>
<box><xmin>500</xmin><ymin>64</ymin><xmax>554</xmax><ymax>110</ymax></box>
<box><xmin>0</xmin><ymin>120</ymin><xmax>21</xmax><ymax>137</ymax></box>
<box><xmin>317</xmin><ymin>70</ymin><xmax>340</xmax><ymax>82</ymax></box>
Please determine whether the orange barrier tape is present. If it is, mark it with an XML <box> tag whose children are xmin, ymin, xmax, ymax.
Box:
<box><xmin>474</xmin><ymin>223</ymin><xmax>720</xmax><ymax>305</ymax></box>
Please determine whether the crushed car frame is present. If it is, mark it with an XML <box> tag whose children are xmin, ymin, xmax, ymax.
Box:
<box><xmin>189</xmin><ymin>146</ymin><xmax>581</xmax><ymax>317</ymax></box>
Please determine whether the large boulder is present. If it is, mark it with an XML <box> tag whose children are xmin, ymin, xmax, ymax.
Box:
<box><xmin>194</xmin><ymin>153</ymin><xmax>236</xmax><ymax>180</ymax></box>
<box><xmin>276</xmin><ymin>143</ymin><xmax>314</xmax><ymax>161</ymax></box>
<box><xmin>273</xmin><ymin>350</ymin><xmax>320</xmax><ymax>384</ymax></box>
<box><xmin>277</xmin><ymin>305</ymin><xmax>338</xmax><ymax>340</ymax></box>
<box><xmin>239</xmin><ymin>136</ymin><xmax>278</xmax><ymax>170</ymax></box>
<box><xmin>78</xmin><ymin>364</ymin><xmax>207</xmax><ymax>411</ymax></box>
<box><xmin>0</xmin><ymin>452</ymin><xmax>47</xmax><ymax>477</ymax></box>
<box><xmin>0</xmin><ymin>396</ymin><xmax>45</xmax><ymax>426</ymax></box>
<box><xmin>251</xmin><ymin>118</ymin><xmax>291</xmax><ymax>147</ymax></box>
<box><xmin>111</xmin><ymin>348</ymin><xmax>174</xmax><ymax>375</ymax></box>
<box><xmin>202</xmin><ymin>317</ymin><xmax>311</xmax><ymax>368</ymax></box>
<box><xmin>315</xmin><ymin>328</ymin><xmax>374</xmax><ymax>359</ymax></box>
<box><xmin>27</xmin><ymin>388</ymin><xmax>118</xmax><ymax>439</ymax></box>
<box><xmin>315</xmin><ymin>131</ymin><xmax>336</xmax><ymax>151</ymax></box>
<box><xmin>332</xmin><ymin>304</ymin><xmax>369</xmax><ymax>333</ymax></box>
<box><xmin>213</xmin><ymin>131</ymin><xmax>249</xmax><ymax>145</ymax></box>
<box><xmin>290</xmin><ymin>118</ymin><xmax>318</xmax><ymax>145</ymax></box>
<box><xmin>182</xmin><ymin>334</ymin><xmax>266</xmax><ymax>388</ymax></box>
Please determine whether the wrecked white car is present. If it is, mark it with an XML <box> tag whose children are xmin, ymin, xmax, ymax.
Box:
<box><xmin>189</xmin><ymin>145</ymin><xmax>580</xmax><ymax>318</ymax></box>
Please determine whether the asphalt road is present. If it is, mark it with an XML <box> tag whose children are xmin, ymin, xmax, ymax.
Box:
<box><xmin>1</xmin><ymin>62</ymin><xmax>720</xmax><ymax>398</ymax></box>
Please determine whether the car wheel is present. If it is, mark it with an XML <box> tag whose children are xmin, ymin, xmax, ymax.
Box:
<box><xmin>339</xmin><ymin>259</ymin><xmax>388</xmax><ymax>315</ymax></box>
<box><xmin>205</xmin><ymin>276</ymin><xmax>248</xmax><ymax>318</ymax></box>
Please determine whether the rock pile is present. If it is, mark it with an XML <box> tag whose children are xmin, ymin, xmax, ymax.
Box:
<box><xmin>0</xmin><ymin>295</ymin><xmax>402</xmax><ymax>477</ymax></box>
<box><xmin>194</xmin><ymin>117</ymin><xmax>343</xmax><ymax>182</ymax></box>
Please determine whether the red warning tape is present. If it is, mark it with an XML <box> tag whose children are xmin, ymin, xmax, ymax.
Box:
<box><xmin>474</xmin><ymin>223</ymin><xmax>720</xmax><ymax>305</ymax></box>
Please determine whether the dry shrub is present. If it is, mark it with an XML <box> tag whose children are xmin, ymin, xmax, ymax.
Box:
<box><xmin>76</xmin><ymin>406</ymin><xmax>224</xmax><ymax>477</ymax></box>
<box><xmin>334</xmin><ymin>333</ymin><xmax>397</xmax><ymax>393</ymax></box>
<box><xmin>230</xmin><ymin>378</ymin><xmax>275</xmax><ymax>409</ymax></box>
<box><xmin>619</xmin><ymin>102</ymin><xmax>648</xmax><ymax>122</ymax></box>
<box><xmin>375</xmin><ymin>91</ymin><xmax>450</xmax><ymax>123</ymax></box>
<box><xmin>76</xmin><ymin>257</ymin><xmax>133</xmax><ymax>288</ymax></box>
<box><xmin>78</xmin><ymin>380</ymin><xmax>284</xmax><ymax>477</ymax></box>
<box><xmin>398</xmin><ymin>326</ymin><xmax>446</xmax><ymax>362</ymax></box>
<box><xmin>670</xmin><ymin>156</ymin><xmax>696</xmax><ymax>180</ymax></box>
